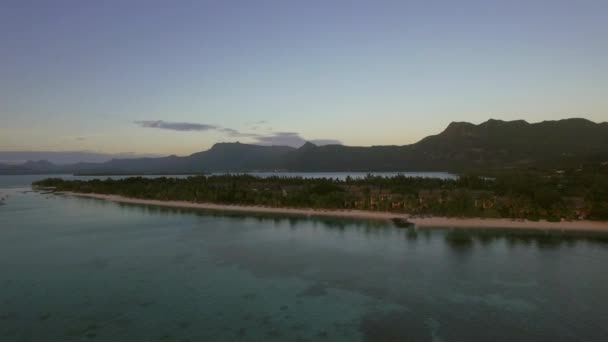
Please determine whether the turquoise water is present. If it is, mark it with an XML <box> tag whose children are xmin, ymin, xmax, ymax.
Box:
<box><xmin>1</xmin><ymin>176</ymin><xmax>608</xmax><ymax>341</ymax></box>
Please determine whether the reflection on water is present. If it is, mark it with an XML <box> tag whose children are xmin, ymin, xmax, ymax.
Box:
<box><xmin>1</xmin><ymin>189</ymin><xmax>608</xmax><ymax>341</ymax></box>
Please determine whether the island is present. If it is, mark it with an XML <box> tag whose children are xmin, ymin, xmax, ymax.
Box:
<box><xmin>33</xmin><ymin>165</ymin><xmax>608</xmax><ymax>231</ymax></box>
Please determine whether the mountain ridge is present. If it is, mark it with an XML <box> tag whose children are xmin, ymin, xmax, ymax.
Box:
<box><xmin>4</xmin><ymin>118</ymin><xmax>608</xmax><ymax>174</ymax></box>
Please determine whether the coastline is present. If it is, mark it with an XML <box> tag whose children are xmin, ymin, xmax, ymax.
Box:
<box><xmin>61</xmin><ymin>191</ymin><xmax>608</xmax><ymax>232</ymax></box>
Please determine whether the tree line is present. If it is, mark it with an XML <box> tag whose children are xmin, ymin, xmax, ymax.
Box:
<box><xmin>33</xmin><ymin>165</ymin><xmax>608</xmax><ymax>221</ymax></box>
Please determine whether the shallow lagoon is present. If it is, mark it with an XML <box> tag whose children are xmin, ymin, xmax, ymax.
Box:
<box><xmin>1</xmin><ymin>178</ymin><xmax>608</xmax><ymax>341</ymax></box>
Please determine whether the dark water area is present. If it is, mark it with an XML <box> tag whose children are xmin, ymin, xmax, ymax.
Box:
<box><xmin>1</xmin><ymin>177</ymin><xmax>608</xmax><ymax>341</ymax></box>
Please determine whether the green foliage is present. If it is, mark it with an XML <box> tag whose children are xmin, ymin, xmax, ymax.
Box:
<box><xmin>589</xmin><ymin>202</ymin><xmax>608</xmax><ymax>220</ymax></box>
<box><xmin>32</xmin><ymin>165</ymin><xmax>608</xmax><ymax>221</ymax></box>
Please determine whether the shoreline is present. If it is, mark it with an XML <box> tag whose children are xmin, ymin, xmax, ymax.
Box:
<box><xmin>61</xmin><ymin>192</ymin><xmax>608</xmax><ymax>232</ymax></box>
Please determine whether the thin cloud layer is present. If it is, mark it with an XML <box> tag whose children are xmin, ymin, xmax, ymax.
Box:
<box><xmin>218</xmin><ymin>128</ymin><xmax>260</xmax><ymax>138</ymax></box>
<box><xmin>309</xmin><ymin>139</ymin><xmax>342</xmax><ymax>146</ymax></box>
<box><xmin>134</xmin><ymin>120</ymin><xmax>256</xmax><ymax>137</ymax></box>
<box><xmin>134</xmin><ymin>120</ymin><xmax>341</xmax><ymax>147</ymax></box>
<box><xmin>252</xmin><ymin>132</ymin><xmax>341</xmax><ymax>147</ymax></box>
<box><xmin>134</xmin><ymin>120</ymin><xmax>218</xmax><ymax>132</ymax></box>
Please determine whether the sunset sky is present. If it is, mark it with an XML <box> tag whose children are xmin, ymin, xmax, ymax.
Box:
<box><xmin>1</xmin><ymin>0</ymin><xmax>607</xmax><ymax>156</ymax></box>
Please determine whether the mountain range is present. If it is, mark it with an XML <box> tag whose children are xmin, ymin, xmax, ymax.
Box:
<box><xmin>2</xmin><ymin>118</ymin><xmax>607</xmax><ymax>175</ymax></box>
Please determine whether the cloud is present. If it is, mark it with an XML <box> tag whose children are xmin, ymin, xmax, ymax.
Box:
<box><xmin>252</xmin><ymin>132</ymin><xmax>341</xmax><ymax>147</ymax></box>
<box><xmin>112</xmin><ymin>152</ymin><xmax>166</xmax><ymax>158</ymax></box>
<box><xmin>310</xmin><ymin>139</ymin><xmax>342</xmax><ymax>146</ymax></box>
<box><xmin>134</xmin><ymin>120</ymin><xmax>341</xmax><ymax>147</ymax></box>
<box><xmin>219</xmin><ymin>128</ymin><xmax>261</xmax><ymax>138</ymax></box>
<box><xmin>135</xmin><ymin>120</ymin><xmax>260</xmax><ymax>138</ymax></box>
<box><xmin>245</xmin><ymin>120</ymin><xmax>270</xmax><ymax>132</ymax></box>
<box><xmin>134</xmin><ymin>120</ymin><xmax>219</xmax><ymax>132</ymax></box>
<box><xmin>252</xmin><ymin>132</ymin><xmax>302</xmax><ymax>146</ymax></box>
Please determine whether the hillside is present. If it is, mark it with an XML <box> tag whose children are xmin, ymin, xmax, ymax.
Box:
<box><xmin>69</xmin><ymin>143</ymin><xmax>295</xmax><ymax>174</ymax></box>
<box><xmin>412</xmin><ymin>118</ymin><xmax>608</xmax><ymax>169</ymax></box>
<box><xmin>4</xmin><ymin>118</ymin><xmax>608</xmax><ymax>174</ymax></box>
<box><xmin>284</xmin><ymin>118</ymin><xmax>608</xmax><ymax>171</ymax></box>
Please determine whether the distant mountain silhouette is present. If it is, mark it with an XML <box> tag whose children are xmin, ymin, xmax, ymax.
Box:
<box><xmin>68</xmin><ymin>142</ymin><xmax>295</xmax><ymax>174</ymax></box>
<box><xmin>0</xmin><ymin>151</ymin><xmax>164</xmax><ymax>164</ymax></box>
<box><xmin>411</xmin><ymin>118</ymin><xmax>608</xmax><ymax>169</ymax></box>
<box><xmin>4</xmin><ymin>118</ymin><xmax>608</xmax><ymax>174</ymax></box>
<box><xmin>0</xmin><ymin>160</ymin><xmax>61</xmax><ymax>175</ymax></box>
<box><xmin>283</xmin><ymin>118</ymin><xmax>608</xmax><ymax>171</ymax></box>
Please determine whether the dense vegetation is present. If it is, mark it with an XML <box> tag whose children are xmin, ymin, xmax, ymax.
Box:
<box><xmin>34</xmin><ymin>164</ymin><xmax>608</xmax><ymax>221</ymax></box>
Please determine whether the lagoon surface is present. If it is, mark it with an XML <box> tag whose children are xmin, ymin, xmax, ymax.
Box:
<box><xmin>1</xmin><ymin>176</ymin><xmax>608</xmax><ymax>341</ymax></box>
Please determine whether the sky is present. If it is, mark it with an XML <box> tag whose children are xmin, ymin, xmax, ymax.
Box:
<box><xmin>1</xmin><ymin>0</ymin><xmax>607</xmax><ymax>157</ymax></box>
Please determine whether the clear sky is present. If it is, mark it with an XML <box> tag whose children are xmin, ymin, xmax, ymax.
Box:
<box><xmin>1</xmin><ymin>0</ymin><xmax>607</xmax><ymax>156</ymax></box>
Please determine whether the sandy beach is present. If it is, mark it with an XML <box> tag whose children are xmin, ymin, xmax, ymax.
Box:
<box><xmin>61</xmin><ymin>192</ymin><xmax>608</xmax><ymax>232</ymax></box>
